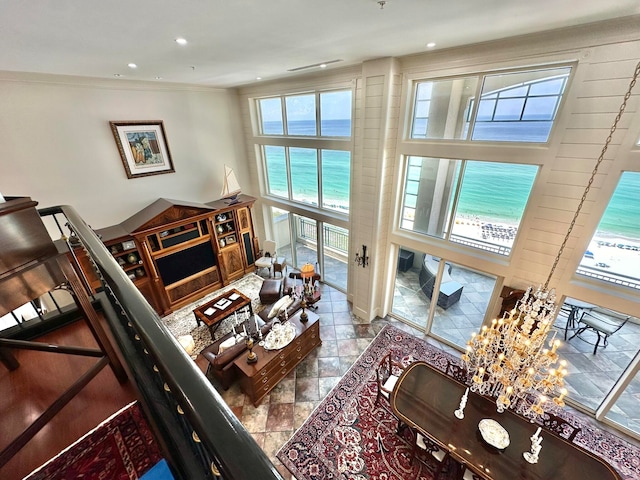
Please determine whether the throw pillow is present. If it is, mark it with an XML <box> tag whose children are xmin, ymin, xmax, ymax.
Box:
<box><xmin>217</xmin><ymin>335</ymin><xmax>237</xmax><ymax>354</ymax></box>
<box><xmin>268</xmin><ymin>295</ymin><xmax>294</xmax><ymax>319</ymax></box>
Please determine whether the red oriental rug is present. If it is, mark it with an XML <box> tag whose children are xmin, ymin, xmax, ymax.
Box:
<box><xmin>277</xmin><ymin>324</ymin><xmax>640</xmax><ymax>480</ymax></box>
<box><xmin>24</xmin><ymin>402</ymin><xmax>163</xmax><ymax>480</ymax></box>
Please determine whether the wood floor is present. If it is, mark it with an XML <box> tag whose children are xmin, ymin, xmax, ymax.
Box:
<box><xmin>0</xmin><ymin>319</ymin><xmax>138</xmax><ymax>480</ymax></box>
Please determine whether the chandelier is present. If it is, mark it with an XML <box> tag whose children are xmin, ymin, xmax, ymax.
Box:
<box><xmin>462</xmin><ymin>60</ymin><xmax>640</xmax><ymax>421</ymax></box>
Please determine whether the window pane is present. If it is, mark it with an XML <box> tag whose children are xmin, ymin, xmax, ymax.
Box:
<box><xmin>451</xmin><ymin>161</ymin><xmax>537</xmax><ymax>256</ymax></box>
<box><xmin>471</xmin><ymin>67</ymin><xmax>571</xmax><ymax>142</ymax></box>
<box><xmin>410</xmin><ymin>77</ymin><xmax>479</xmax><ymax>140</ymax></box>
<box><xmin>286</xmin><ymin>94</ymin><xmax>316</xmax><ymax>135</ymax></box>
<box><xmin>494</xmin><ymin>98</ymin><xmax>525</xmax><ymax>120</ymax></box>
<box><xmin>400</xmin><ymin>156</ymin><xmax>460</xmax><ymax>239</ymax></box>
<box><xmin>523</xmin><ymin>97</ymin><xmax>558</xmax><ymax>120</ymax></box>
<box><xmin>578</xmin><ymin>172</ymin><xmax>640</xmax><ymax>288</ymax></box>
<box><xmin>320</xmin><ymin>90</ymin><xmax>352</xmax><ymax>137</ymax></box>
<box><xmin>476</xmin><ymin>99</ymin><xmax>496</xmax><ymax>121</ymax></box>
<box><xmin>264</xmin><ymin>146</ymin><xmax>288</xmax><ymax>198</ymax></box>
<box><xmin>270</xmin><ymin>206</ymin><xmax>293</xmax><ymax>264</ymax></box>
<box><xmin>322</xmin><ymin>222</ymin><xmax>349</xmax><ymax>291</ymax></box>
<box><xmin>400</xmin><ymin>157</ymin><xmax>537</xmax><ymax>256</ymax></box>
<box><xmin>293</xmin><ymin>214</ymin><xmax>318</xmax><ymax>268</ymax></box>
<box><xmin>290</xmin><ymin>147</ymin><xmax>318</xmax><ymax>206</ymax></box>
<box><xmin>554</xmin><ymin>298</ymin><xmax>639</xmax><ymax>412</ymax></box>
<box><xmin>259</xmin><ymin>98</ymin><xmax>284</xmax><ymax>135</ymax></box>
<box><xmin>431</xmin><ymin>260</ymin><xmax>496</xmax><ymax>348</ymax></box>
<box><xmin>321</xmin><ymin>149</ymin><xmax>350</xmax><ymax>213</ymax></box>
<box><xmin>530</xmin><ymin>77</ymin><xmax>565</xmax><ymax>96</ymax></box>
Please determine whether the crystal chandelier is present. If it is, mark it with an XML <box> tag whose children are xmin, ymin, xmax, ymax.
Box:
<box><xmin>462</xmin><ymin>60</ymin><xmax>640</xmax><ymax>421</ymax></box>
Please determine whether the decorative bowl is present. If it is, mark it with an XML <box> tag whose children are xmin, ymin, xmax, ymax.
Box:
<box><xmin>478</xmin><ymin>418</ymin><xmax>510</xmax><ymax>449</ymax></box>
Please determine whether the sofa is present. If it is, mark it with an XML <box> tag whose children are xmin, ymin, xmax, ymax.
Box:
<box><xmin>201</xmin><ymin>292</ymin><xmax>303</xmax><ymax>389</ymax></box>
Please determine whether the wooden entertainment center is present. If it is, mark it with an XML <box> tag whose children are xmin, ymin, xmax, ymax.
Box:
<box><xmin>76</xmin><ymin>195</ymin><xmax>258</xmax><ymax>316</ymax></box>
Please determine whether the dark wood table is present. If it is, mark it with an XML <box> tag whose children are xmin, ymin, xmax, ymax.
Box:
<box><xmin>192</xmin><ymin>288</ymin><xmax>252</xmax><ymax>340</ymax></box>
<box><xmin>390</xmin><ymin>361</ymin><xmax>621</xmax><ymax>480</ymax></box>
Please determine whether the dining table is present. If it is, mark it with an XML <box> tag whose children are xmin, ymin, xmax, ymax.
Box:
<box><xmin>390</xmin><ymin>361</ymin><xmax>621</xmax><ymax>480</ymax></box>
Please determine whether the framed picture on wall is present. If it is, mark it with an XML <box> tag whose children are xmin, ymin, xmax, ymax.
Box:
<box><xmin>110</xmin><ymin>120</ymin><xmax>175</xmax><ymax>179</ymax></box>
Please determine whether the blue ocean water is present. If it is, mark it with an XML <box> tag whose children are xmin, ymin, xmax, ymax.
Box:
<box><xmin>263</xmin><ymin>120</ymin><xmax>639</xmax><ymax>238</ymax></box>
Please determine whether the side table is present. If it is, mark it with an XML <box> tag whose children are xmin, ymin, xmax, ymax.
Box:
<box><xmin>398</xmin><ymin>249</ymin><xmax>415</xmax><ymax>272</ymax></box>
<box><xmin>273</xmin><ymin>256</ymin><xmax>287</xmax><ymax>277</ymax></box>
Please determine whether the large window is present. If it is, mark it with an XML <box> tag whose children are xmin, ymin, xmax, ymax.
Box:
<box><xmin>400</xmin><ymin>157</ymin><xmax>537</xmax><ymax>256</ymax></box>
<box><xmin>577</xmin><ymin>171</ymin><xmax>640</xmax><ymax>289</ymax></box>
<box><xmin>255</xmin><ymin>88</ymin><xmax>353</xmax><ymax>292</ymax></box>
<box><xmin>410</xmin><ymin>66</ymin><xmax>571</xmax><ymax>143</ymax></box>
<box><xmin>257</xmin><ymin>89</ymin><xmax>352</xmax><ymax>214</ymax></box>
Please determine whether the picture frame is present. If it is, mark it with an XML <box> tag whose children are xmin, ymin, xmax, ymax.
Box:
<box><xmin>121</xmin><ymin>240</ymin><xmax>136</xmax><ymax>251</ymax></box>
<box><xmin>110</xmin><ymin>120</ymin><xmax>175</xmax><ymax>179</ymax></box>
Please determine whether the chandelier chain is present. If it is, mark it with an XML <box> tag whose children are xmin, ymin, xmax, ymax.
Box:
<box><xmin>544</xmin><ymin>60</ymin><xmax>640</xmax><ymax>289</ymax></box>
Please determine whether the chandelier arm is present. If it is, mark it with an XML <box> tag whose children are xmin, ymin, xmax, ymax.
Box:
<box><xmin>544</xmin><ymin>60</ymin><xmax>640</xmax><ymax>289</ymax></box>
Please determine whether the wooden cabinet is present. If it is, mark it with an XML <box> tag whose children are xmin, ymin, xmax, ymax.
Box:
<box><xmin>233</xmin><ymin>311</ymin><xmax>321</xmax><ymax>406</ymax></box>
<box><xmin>81</xmin><ymin>195</ymin><xmax>257</xmax><ymax>316</ymax></box>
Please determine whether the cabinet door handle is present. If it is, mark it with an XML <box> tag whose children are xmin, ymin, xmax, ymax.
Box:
<box><xmin>296</xmin><ymin>346</ymin><xmax>302</xmax><ymax>352</ymax></box>
<box><xmin>262</xmin><ymin>377</ymin><xmax>268</xmax><ymax>384</ymax></box>
<box><xmin>280</xmin><ymin>361</ymin><xmax>286</xmax><ymax>367</ymax></box>
<box><xmin>260</xmin><ymin>370</ymin><xmax>267</xmax><ymax>376</ymax></box>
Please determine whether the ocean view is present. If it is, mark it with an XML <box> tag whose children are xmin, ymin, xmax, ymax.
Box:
<box><xmin>264</xmin><ymin>120</ymin><xmax>640</xmax><ymax>241</ymax></box>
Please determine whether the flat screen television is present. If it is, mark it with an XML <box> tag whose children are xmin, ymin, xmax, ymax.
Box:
<box><xmin>155</xmin><ymin>241</ymin><xmax>216</xmax><ymax>287</ymax></box>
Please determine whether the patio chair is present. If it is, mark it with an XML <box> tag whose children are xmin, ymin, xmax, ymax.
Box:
<box><xmin>568</xmin><ymin>309</ymin><xmax>632</xmax><ymax>354</ymax></box>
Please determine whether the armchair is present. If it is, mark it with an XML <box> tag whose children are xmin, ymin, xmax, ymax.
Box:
<box><xmin>254</xmin><ymin>240</ymin><xmax>276</xmax><ymax>276</ymax></box>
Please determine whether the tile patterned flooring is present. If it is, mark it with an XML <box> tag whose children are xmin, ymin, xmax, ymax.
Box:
<box><xmin>205</xmin><ymin>273</ymin><xmax>640</xmax><ymax>479</ymax></box>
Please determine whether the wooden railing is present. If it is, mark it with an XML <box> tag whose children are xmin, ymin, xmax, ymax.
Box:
<box><xmin>39</xmin><ymin>206</ymin><xmax>283</xmax><ymax>480</ymax></box>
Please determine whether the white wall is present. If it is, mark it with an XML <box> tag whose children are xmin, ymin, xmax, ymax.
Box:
<box><xmin>0</xmin><ymin>72</ymin><xmax>248</xmax><ymax>229</ymax></box>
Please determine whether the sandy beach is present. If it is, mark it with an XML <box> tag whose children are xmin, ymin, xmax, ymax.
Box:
<box><xmin>451</xmin><ymin>216</ymin><xmax>640</xmax><ymax>279</ymax></box>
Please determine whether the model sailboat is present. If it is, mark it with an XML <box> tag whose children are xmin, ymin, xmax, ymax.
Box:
<box><xmin>221</xmin><ymin>164</ymin><xmax>242</xmax><ymax>204</ymax></box>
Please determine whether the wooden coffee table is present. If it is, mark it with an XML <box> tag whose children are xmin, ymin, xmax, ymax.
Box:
<box><xmin>193</xmin><ymin>288</ymin><xmax>252</xmax><ymax>340</ymax></box>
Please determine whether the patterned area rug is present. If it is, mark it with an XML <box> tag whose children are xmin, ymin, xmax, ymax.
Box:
<box><xmin>24</xmin><ymin>402</ymin><xmax>162</xmax><ymax>480</ymax></box>
<box><xmin>277</xmin><ymin>324</ymin><xmax>640</xmax><ymax>480</ymax></box>
<box><xmin>161</xmin><ymin>273</ymin><xmax>264</xmax><ymax>354</ymax></box>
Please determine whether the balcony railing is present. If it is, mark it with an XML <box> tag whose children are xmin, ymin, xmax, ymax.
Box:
<box><xmin>38</xmin><ymin>206</ymin><xmax>283</xmax><ymax>480</ymax></box>
<box><xmin>297</xmin><ymin>217</ymin><xmax>348</xmax><ymax>254</ymax></box>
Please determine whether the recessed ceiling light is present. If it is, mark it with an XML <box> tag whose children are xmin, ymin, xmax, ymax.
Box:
<box><xmin>426</xmin><ymin>42</ymin><xmax>436</xmax><ymax>48</ymax></box>
<box><xmin>113</xmin><ymin>73</ymin><xmax>123</xmax><ymax>77</ymax></box>
<box><xmin>155</xmin><ymin>76</ymin><xmax>163</xmax><ymax>80</ymax></box>
<box><xmin>320</xmin><ymin>64</ymin><xmax>327</xmax><ymax>69</ymax></box>
<box><xmin>256</xmin><ymin>76</ymin><xmax>262</xmax><ymax>80</ymax></box>
<box><xmin>175</xmin><ymin>37</ymin><xmax>188</xmax><ymax>45</ymax></box>
<box><xmin>128</xmin><ymin>63</ymin><xmax>137</xmax><ymax>69</ymax></box>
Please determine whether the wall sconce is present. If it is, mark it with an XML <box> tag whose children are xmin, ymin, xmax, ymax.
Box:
<box><xmin>354</xmin><ymin>244</ymin><xmax>369</xmax><ymax>268</ymax></box>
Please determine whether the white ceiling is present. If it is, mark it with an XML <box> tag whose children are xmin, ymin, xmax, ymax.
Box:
<box><xmin>1</xmin><ymin>1</ymin><xmax>639</xmax><ymax>88</ymax></box>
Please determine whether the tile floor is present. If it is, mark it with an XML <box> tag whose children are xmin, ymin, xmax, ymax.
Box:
<box><xmin>205</xmin><ymin>273</ymin><xmax>640</xmax><ymax>479</ymax></box>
